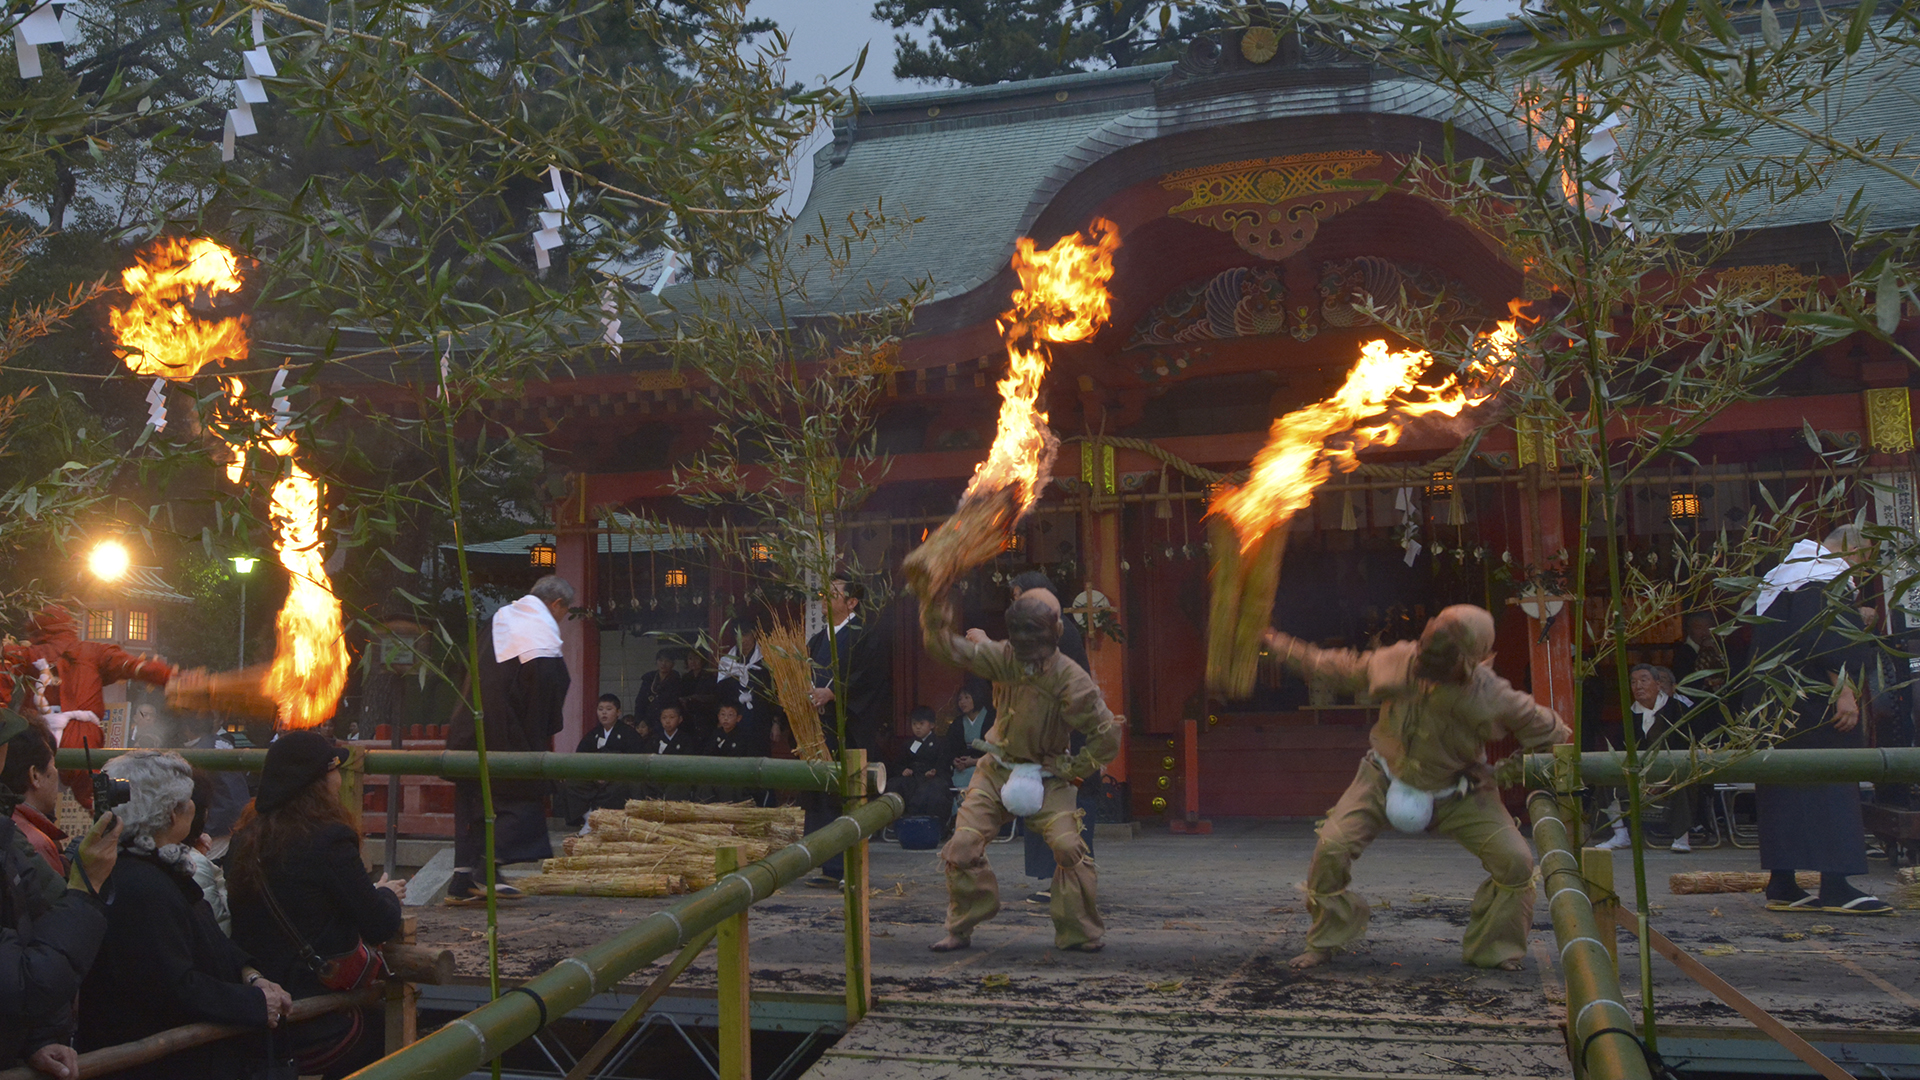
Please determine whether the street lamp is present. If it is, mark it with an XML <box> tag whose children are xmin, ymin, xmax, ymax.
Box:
<box><xmin>230</xmin><ymin>555</ymin><xmax>258</xmax><ymax>668</ymax></box>
<box><xmin>88</xmin><ymin>540</ymin><xmax>131</xmax><ymax>582</ymax></box>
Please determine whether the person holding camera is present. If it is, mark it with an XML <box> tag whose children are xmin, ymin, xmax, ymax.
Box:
<box><xmin>0</xmin><ymin>707</ymin><xmax>122</xmax><ymax>1080</ymax></box>
<box><xmin>78</xmin><ymin>750</ymin><xmax>294</xmax><ymax>1080</ymax></box>
<box><xmin>230</xmin><ymin>732</ymin><xmax>406</xmax><ymax>1078</ymax></box>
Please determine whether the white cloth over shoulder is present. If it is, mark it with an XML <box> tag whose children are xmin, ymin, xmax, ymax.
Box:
<box><xmin>1754</xmin><ymin>539</ymin><xmax>1851</xmax><ymax>618</ymax></box>
<box><xmin>493</xmin><ymin>595</ymin><xmax>563</xmax><ymax>663</ymax></box>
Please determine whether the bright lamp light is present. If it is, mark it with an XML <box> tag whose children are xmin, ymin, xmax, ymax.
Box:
<box><xmin>88</xmin><ymin>540</ymin><xmax>131</xmax><ymax>582</ymax></box>
<box><xmin>230</xmin><ymin>555</ymin><xmax>259</xmax><ymax>574</ymax></box>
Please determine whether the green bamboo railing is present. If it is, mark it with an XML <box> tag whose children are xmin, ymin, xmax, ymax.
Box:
<box><xmin>343</xmin><ymin>790</ymin><xmax>904</xmax><ymax>1080</ymax></box>
<box><xmin>55</xmin><ymin>748</ymin><xmax>842</xmax><ymax>791</ymax></box>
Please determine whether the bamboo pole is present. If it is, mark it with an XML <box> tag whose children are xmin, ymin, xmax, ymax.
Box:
<box><xmin>54</xmin><ymin>749</ymin><xmax>843</xmax><ymax>791</ymax></box>
<box><xmin>1526</xmin><ymin>792</ymin><xmax>1654</xmax><ymax>1080</ymax></box>
<box><xmin>1520</xmin><ymin>747</ymin><xmax>1920</xmax><ymax>786</ymax></box>
<box><xmin>0</xmin><ymin>988</ymin><xmax>382</xmax><ymax>1080</ymax></box>
<box><xmin>841</xmin><ymin>748</ymin><xmax>871</xmax><ymax>1025</ymax></box>
<box><xmin>715</xmin><ymin>847</ymin><xmax>750</xmax><ymax>1080</ymax></box>
<box><xmin>344</xmin><ymin>792</ymin><xmax>905</xmax><ymax>1080</ymax></box>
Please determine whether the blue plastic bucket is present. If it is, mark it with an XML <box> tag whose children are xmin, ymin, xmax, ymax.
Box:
<box><xmin>896</xmin><ymin>815</ymin><xmax>942</xmax><ymax>850</ymax></box>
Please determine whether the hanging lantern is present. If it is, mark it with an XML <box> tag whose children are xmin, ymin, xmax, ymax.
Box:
<box><xmin>664</xmin><ymin>567</ymin><xmax>689</xmax><ymax>589</ymax></box>
<box><xmin>529</xmin><ymin>541</ymin><xmax>556</xmax><ymax>568</ymax></box>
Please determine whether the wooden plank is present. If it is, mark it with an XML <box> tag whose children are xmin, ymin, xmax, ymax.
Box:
<box><xmin>1612</xmin><ymin>908</ymin><xmax>1852</xmax><ymax>1080</ymax></box>
<box><xmin>560</xmin><ymin>927</ymin><xmax>718</xmax><ymax>1080</ymax></box>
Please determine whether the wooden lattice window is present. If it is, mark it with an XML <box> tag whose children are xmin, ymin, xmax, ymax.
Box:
<box><xmin>126</xmin><ymin>610</ymin><xmax>151</xmax><ymax>642</ymax></box>
<box><xmin>86</xmin><ymin>609</ymin><xmax>114</xmax><ymax>640</ymax></box>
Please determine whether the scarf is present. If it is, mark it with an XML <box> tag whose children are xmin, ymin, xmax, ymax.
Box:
<box><xmin>493</xmin><ymin>595</ymin><xmax>563</xmax><ymax>663</ymax></box>
<box><xmin>1630</xmin><ymin>692</ymin><xmax>1670</xmax><ymax>734</ymax></box>
<box><xmin>1754</xmin><ymin>539</ymin><xmax>1851</xmax><ymax>617</ymax></box>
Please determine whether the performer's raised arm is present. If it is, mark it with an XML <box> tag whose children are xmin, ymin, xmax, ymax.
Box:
<box><xmin>918</xmin><ymin>583</ymin><xmax>1018</xmax><ymax>684</ymax></box>
<box><xmin>1261</xmin><ymin>630</ymin><xmax>1373</xmax><ymax>696</ymax></box>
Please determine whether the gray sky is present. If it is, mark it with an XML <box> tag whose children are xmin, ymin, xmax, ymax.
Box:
<box><xmin>750</xmin><ymin>0</ymin><xmax>921</xmax><ymax>97</ymax></box>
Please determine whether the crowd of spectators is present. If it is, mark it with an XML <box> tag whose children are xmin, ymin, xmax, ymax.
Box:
<box><xmin>0</xmin><ymin>720</ymin><xmax>410</xmax><ymax>1080</ymax></box>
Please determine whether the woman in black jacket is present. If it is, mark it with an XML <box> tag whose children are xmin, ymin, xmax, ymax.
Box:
<box><xmin>78</xmin><ymin>751</ymin><xmax>293</xmax><ymax>1080</ymax></box>
<box><xmin>229</xmin><ymin>732</ymin><xmax>408</xmax><ymax>1078</ymax></box>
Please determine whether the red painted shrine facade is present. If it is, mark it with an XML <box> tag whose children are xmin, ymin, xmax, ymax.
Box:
<box><xmin>411</xmin><ymin>30</ymin><xmax>1920</xmax><ymax>820</ymax></box>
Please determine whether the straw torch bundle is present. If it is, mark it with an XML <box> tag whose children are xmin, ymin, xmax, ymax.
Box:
<box><xmin>1204</xmin><ymin>316</ymin><xmax>1524</xmax><ymax>697</ymax></box>
<box><xmin>905</xmin><ymin>219</ymin><xmax>1120</xmax><ymax>601</ymax></box>
<box><xmin>760</xmin><ymin>618</ymin><xmax>831</xmax><ymax>762</ymax></box>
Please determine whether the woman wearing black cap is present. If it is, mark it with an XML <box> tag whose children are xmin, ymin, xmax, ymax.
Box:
<box><xmin>228</xmin><ymin>732</ymin><xmax>409</xmax><ymax>1077</ymax></box>
<box><xmin>77</xmin><ymin>750</ymin><xmax>294</xmax><ymax>1080</ymax></box>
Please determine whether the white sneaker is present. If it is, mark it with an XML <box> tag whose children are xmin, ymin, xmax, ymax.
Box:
<box><xmin>1597</xmin><ymin>830</ymin><xmax>1632</xmax><ymax>851</ymax></box>
<box><xmin>1669</xmin><ymin>836</ymin><xmax>1691</xmax><ymax>853</ymax></box>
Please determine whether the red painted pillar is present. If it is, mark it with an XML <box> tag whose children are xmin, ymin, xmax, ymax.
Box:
<box><xmin>1086</xmin><ymin>507</ymin><xmax>1129</xmax><ymax>784</ymax></box>
<box><xmin>554</xmin><ymin>526</ymin><xmax>598</xmax><ymax>754</ymax></box>
<box><xmin>1518</xmin><ymin>475</ymin><xmax>1576</xmax><ymax>722</ymax></box>
<box><xmin>1168</xmin><ymin>716</ymin><xmax>1212</xmax><ymax>834</ymax></box>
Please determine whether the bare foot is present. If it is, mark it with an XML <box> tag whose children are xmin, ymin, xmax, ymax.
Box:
<box><xmin>1496</xmin><ymin>958</ymin><xmax>1524</xmax><ymax>971</ymax></box>
<box><xmin>1289</xmin><ymin>948</ymin><xmax>1334</xmax><ymax>970</ymax></box>
<box><xmin>1060</xmin><ymin>940</ymin><xmax>1105</xmax><ymax>953</ymax></box>
<box><xmin>929</xmin><ymin>934</ymin><xmax>971</xmax><ymax>953</ymax></box>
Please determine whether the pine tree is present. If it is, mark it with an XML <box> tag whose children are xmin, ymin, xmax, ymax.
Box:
<box><xmin>872</xmin><ymin>0</ymin><xmax>1220</xmax><ymax>85</ymax></box>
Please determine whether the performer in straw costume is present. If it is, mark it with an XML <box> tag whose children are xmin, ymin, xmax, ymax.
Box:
<box><xmin>918</xmin><ymin>585</ymin><xmax>1120</xmax><ymax>953</ymax></box>
<box><xmin>1263</xmin><ymin>605</ymin><xmax>1569</xmax><ymax>970</ymax></box>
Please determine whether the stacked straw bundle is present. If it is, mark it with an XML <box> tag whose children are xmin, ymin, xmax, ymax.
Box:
<box><xmin>761</xmin><ymin>618</ymin><xmax>830</xmax><ymax>762</ymax></box>
<box><xmin>515</xmin><ymin>800</ymin><xmax>806</xmax><ymax>897</ymax></box>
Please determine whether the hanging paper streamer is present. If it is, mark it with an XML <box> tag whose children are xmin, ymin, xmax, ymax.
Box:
<box><xmin>14</xmin><ymin>3</ymin><xmax>63</xmax><ymax>80</ymax></box>
<box><xmin>650</xmin><ymin>212</ymin><xmax>683</xmax><ymax>296</ymax></box>
<box><xmin>269</xmin><ymin>365</ymin><xmax>290</xmax><ymax>433</ymax></box>
<box><xmin>599</xmin><ymin>281</ymin><xmax>623</xmax><ymax>346</ymax></box>
<box><xmin>145</xmin><ymin>378</ymin><xmax>169</xmax><ymax>432</ymax></box>
<box><xmin>533</xmin><ymin>166</ymin><xmax>569</xmax><ymax>270</ymax></box>
<box><xmin>221</xmin><ymin>13</ymin><xmax>272</xmax><ymax>161</ymax></box>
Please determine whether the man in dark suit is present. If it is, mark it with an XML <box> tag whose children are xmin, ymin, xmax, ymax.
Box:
<box><xmin>803</xmin><ymin>574</ymin><xmax>893</xmax><ymax>886</ymax></box>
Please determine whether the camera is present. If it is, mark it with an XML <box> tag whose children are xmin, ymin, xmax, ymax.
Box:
<box><xmin>81</xmin><ymin>745</ymin><xmax>132</xmax><ymax>820</ymax></box>
<box><xmin>92</xmin><ymin>772</ymin><xmax>132</xmax><ymax>819</ymax></box>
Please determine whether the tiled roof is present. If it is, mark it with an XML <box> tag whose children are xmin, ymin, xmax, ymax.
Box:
<box><xmin>645</xmin><ymin>17</ymin><xmax>1915</xmax><ymax>325</ymax></box>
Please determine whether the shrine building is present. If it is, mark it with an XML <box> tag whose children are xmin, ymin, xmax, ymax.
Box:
<box><xmin>432</xmin><ymin>25</ymin><xmax>1920</xmax><ymax>821</ymax></box>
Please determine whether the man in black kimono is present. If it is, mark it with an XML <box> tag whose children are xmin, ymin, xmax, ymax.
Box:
<box><xmin>446</xmin><ymin>575</ymin><xmax>573</xmax><ymax>904</ymax></box>
<box><xmin>803</xmin><ymin>575</ymin><xmax>892</xmax><ymax>886</ymax></box>
<box><xmin>1745</xmin><ymin>526</ymin><xmax>1892</xmax><ymax>915</ymax></box>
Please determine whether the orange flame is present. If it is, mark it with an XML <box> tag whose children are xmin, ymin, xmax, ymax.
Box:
<box><xmin>222</xmin><ymin>379</ymin><xmax>349</xmax><ymax>730</ymax></box>
<box><xmin>111</xmin><ymin>237</ymin><xmax>347</xmax><ymax>731</ymax></box>
<box><xmin>1211</xmin><ymin>308</ymin><xmax>1525</xmax><ymax>552</ymax></box>
<box><xmin>966</xmin><ymin>218</ymin><xmax>1121</xmax><ymax>514</ymax></box>
<box><xmin>110</xmin><ymin>238</ymin><xmax>249</xmax><ymax>378</ymax></box>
